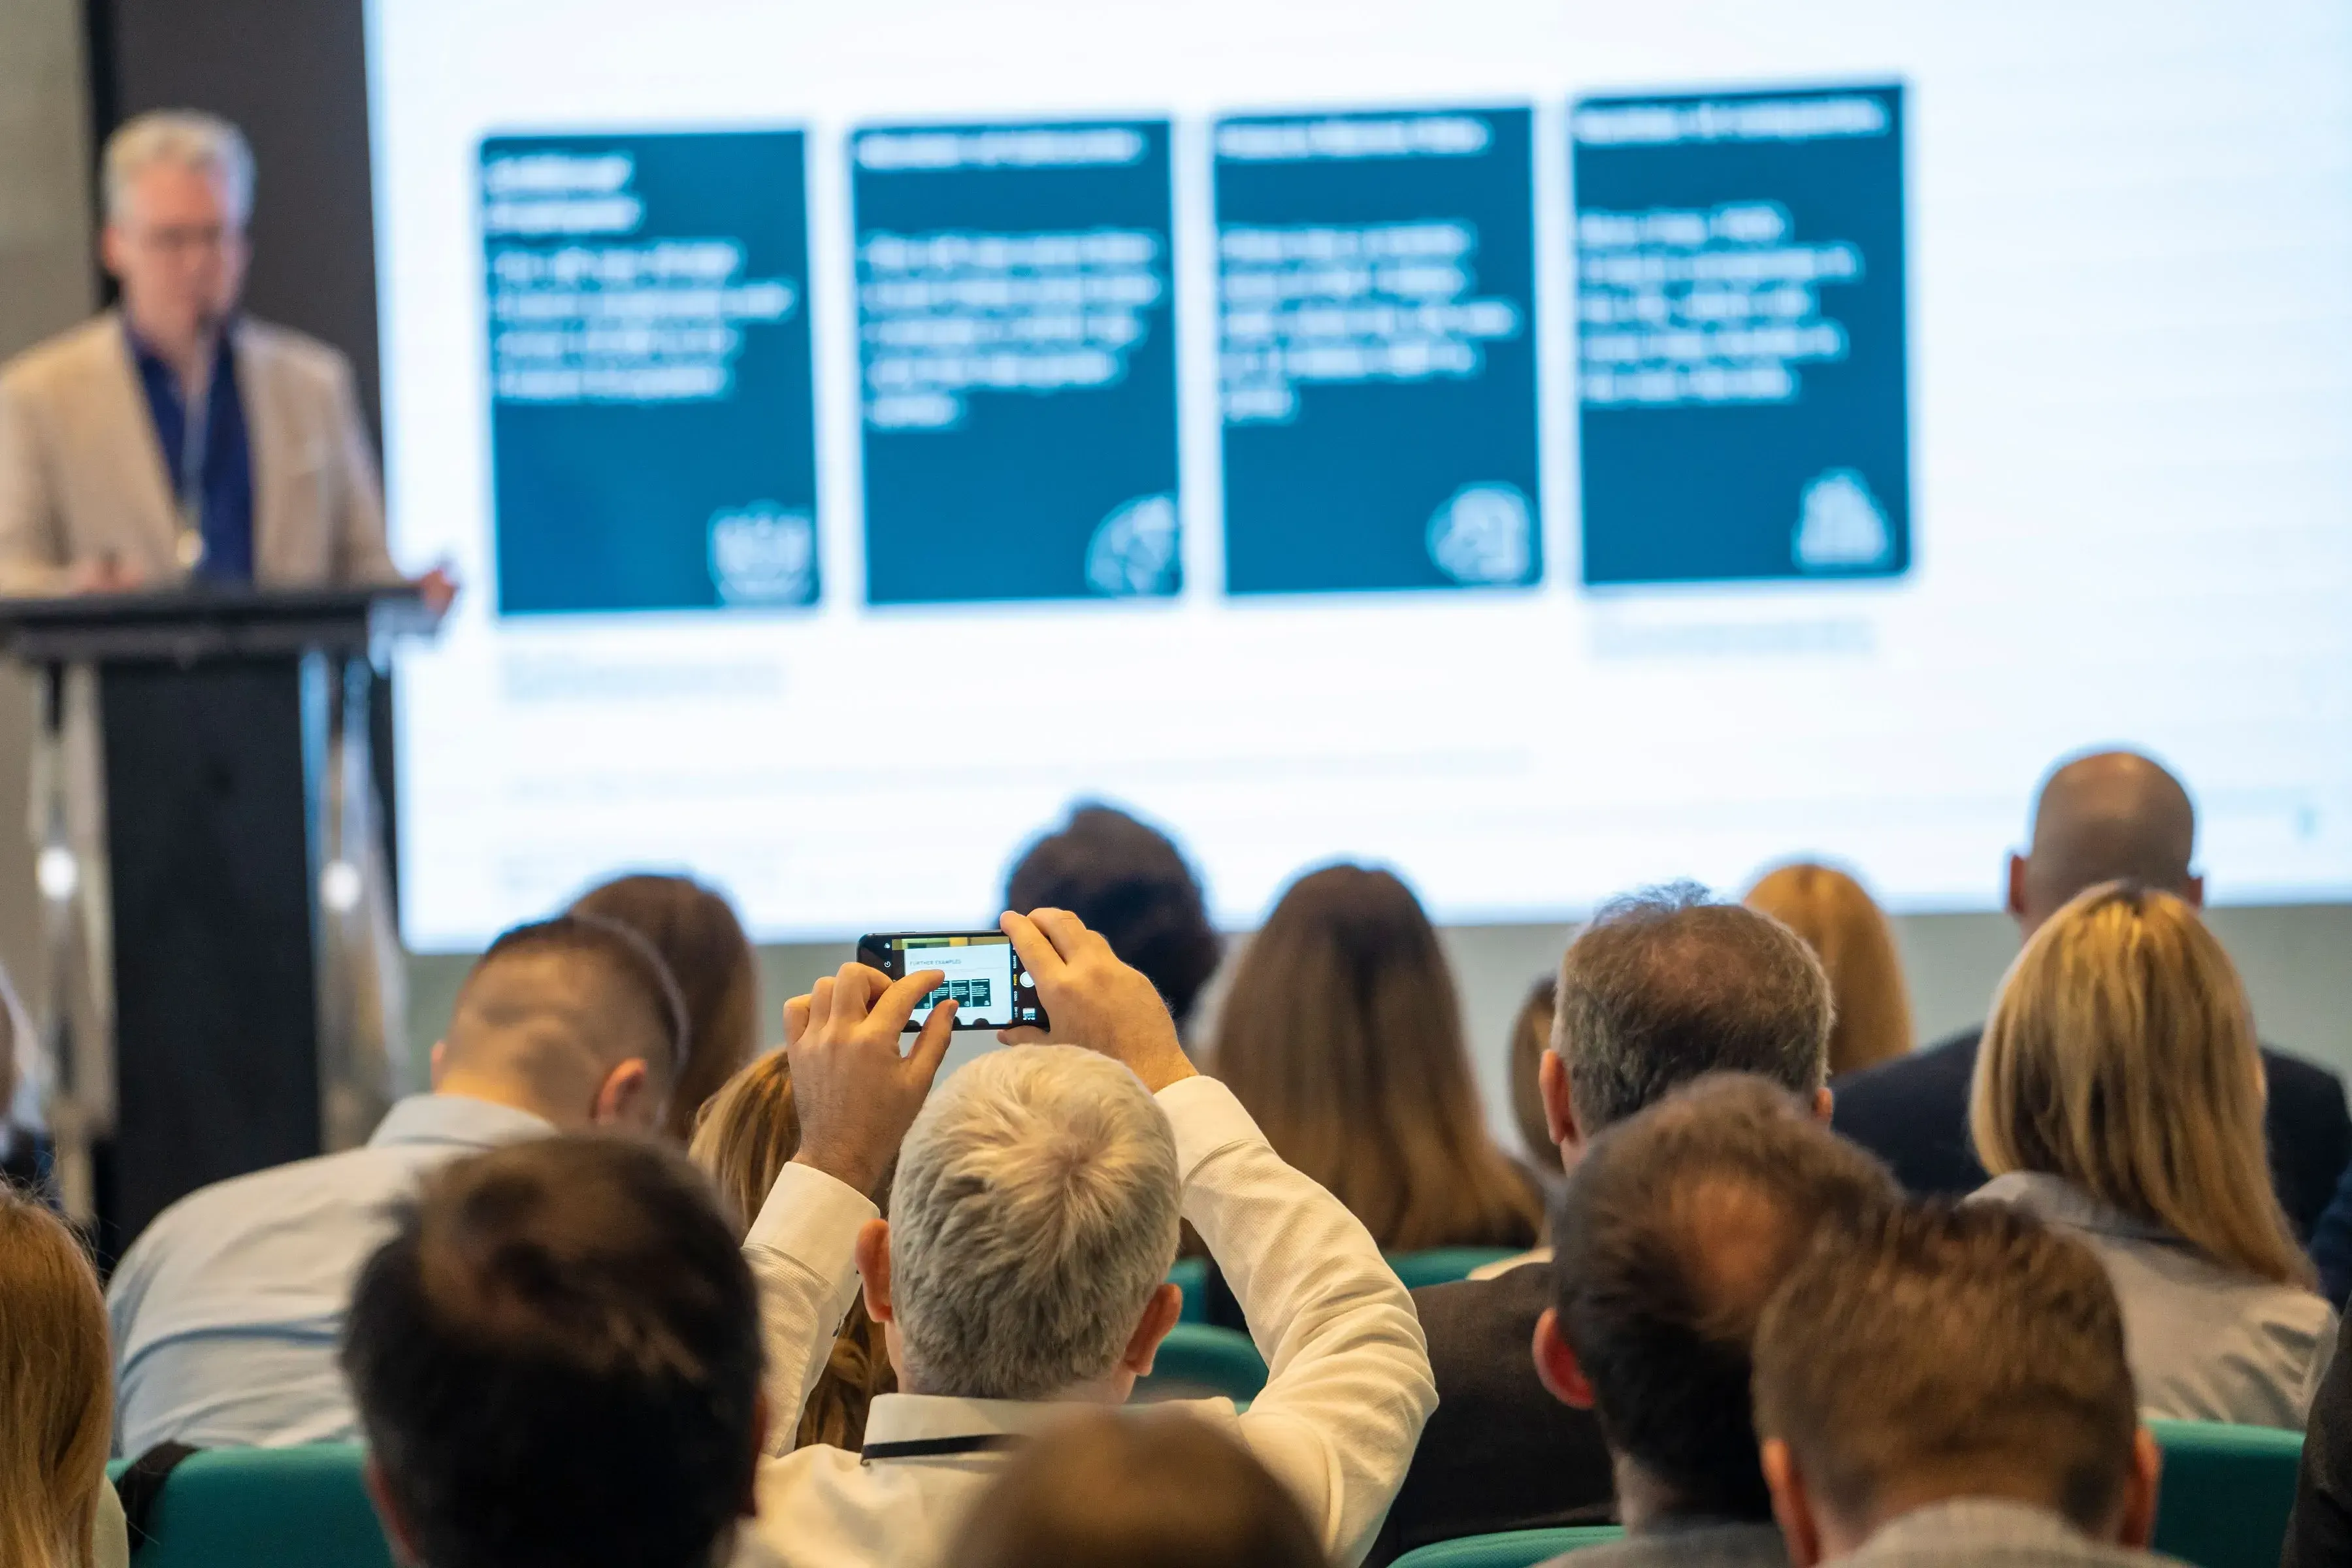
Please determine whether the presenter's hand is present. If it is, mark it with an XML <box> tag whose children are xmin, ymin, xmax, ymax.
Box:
<box><xmin>785</xmin><ymin>962</ymin><xmax>954</xmax><ymax>1198</ymax></box>
<box><xmin>67</xmin><ymin>555</ymin><xmax>146</xmax><ymax>594</ymax></box>
<box><xmin>999</xmin><ymin>908</ymin><xmax>1196</xmax><ymax>1092</ymax></box>
<box><xmin>415</xmin><ymin>566</ymin><xmax>459</xmax><ymax>616</ymax></box>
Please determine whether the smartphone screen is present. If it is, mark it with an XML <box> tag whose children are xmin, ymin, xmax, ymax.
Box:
<box><xmin>855</xmin><ymin>931</ymin><xmax>1047</xmax><ymax>1032</ymax></box>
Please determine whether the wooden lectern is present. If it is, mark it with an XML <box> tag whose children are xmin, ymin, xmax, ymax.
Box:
<box><xmin>0</xmin><ymin>587</ymin><xmax>440</xmax><ymax>1257</ymax></box>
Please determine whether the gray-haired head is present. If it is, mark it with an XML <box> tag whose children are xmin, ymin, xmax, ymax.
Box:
<box><xmin>1556</xmin><ymin>881</ymin><xmax>1833</xmax><ymax>1132</ymax></box>
<box><xmin>887</xmin><ymin>1045</ymin><xmax>1181</xmax><ymax>1400</ymax></box>
<box><xmin>103</xmin><ymin>110</ymin><xmax>255</xmax><ymax>228</ymax></box>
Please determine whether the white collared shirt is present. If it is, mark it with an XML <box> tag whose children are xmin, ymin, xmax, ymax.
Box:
<box><xmin>739</xmin><ymin>1074</ymin><xmax>1437</xmax><ymax>1568</ymax></box>
<box><xmin>106</xmin><ymin>1093</ymin><xmax>555</xmax><ymax>1456</ymax></box>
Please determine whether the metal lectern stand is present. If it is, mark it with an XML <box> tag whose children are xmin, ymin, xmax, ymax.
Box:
<box><xmin>0</xmin><ymin>587</ymin><xmax>440</xmax><ymax>1258</ymax></box>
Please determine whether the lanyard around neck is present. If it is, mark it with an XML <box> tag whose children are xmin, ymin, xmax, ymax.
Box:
<box><xmin>859</xmin><ymin>1433</ymin><xmax>1026</xmax><ymax>1465</ymax></box>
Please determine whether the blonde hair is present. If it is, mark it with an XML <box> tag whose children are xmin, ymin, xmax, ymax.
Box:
<box><xmin>0</xmin><ymin>1188</ymin><xmax>112</xmax><ymax>1568</ymax></box>
<box><xmin>689</xmin><ymin>1052</ymin><xmax>895</xmax><ymax>1448</ymax></box>
<box><xmin>1970</xmin><ymin>883</ymin><xmax>2310</xmax><ymax>1288</ymax></box>
<box><xmin>1744</xmin><ymin>862</ymin><xmax>1912</xmax><ymax>1075</ymax></box>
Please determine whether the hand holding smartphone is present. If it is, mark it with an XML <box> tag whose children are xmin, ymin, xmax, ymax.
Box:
<box><xmin>855</xmin><ymin>931</ymin><xmax>1049</xmax><ymax>1034</ymax></box>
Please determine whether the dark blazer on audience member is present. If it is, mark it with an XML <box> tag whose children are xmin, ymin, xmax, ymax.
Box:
<box><xmin>1364</xmin><ymin>1260</ymin><xmax>1616</xmax><ymax>1566</ymax></box>
<box><xmin>1831</xmin><ymin>1028</ymin><xmax>2352</xmax><ymax>1241</ymax></box>
<box><xmin>2285</xmin><ymin>1308</ymin><xmax>2352</xmax><ymax>1568</ymax></box>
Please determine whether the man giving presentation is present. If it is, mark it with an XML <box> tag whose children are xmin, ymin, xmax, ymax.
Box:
<box><xmin>0</xmin><ymin>108</ymin><xmax>451</xmax><ymax>605</ymax></box>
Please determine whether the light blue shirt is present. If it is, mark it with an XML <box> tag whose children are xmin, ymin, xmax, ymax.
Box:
<box><xmin>106</xmin><ymin>1094</ymin><xmax>554</xmax><ymax>1457</ymax></box>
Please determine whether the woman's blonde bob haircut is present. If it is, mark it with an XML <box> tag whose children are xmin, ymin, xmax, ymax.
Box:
<box><xmin>0</xmin><ymin>1186</ymin><xmax>113</xmax><ymax>1567</ymax></box>
<box><xmin>1970</xmin><ymin>881</ymin><xmax>2310</xmax><ymax>1288</ymax></box>
<box><xmin>1744</xmin><ymin>861</ymin><xmax>1912</xmax><ymax>1075</ymax></box>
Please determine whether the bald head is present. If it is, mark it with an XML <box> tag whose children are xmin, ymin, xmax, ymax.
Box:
<box><xmin>2013</xmin><ymin>752</ymin><xmax>2198</xmax><ymax>933</ymax></box>
<box><xmin>435</xmin><ymin>916</ymin><xmax>683</xmax><ymax>1134</ymax></box>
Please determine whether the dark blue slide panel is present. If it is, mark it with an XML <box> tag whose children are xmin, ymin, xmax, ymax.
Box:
<box><xmin>1573</xmin><ymin>86</ymin><xmax>1909</xmax><ymax>587</ymax></box>
<box><xmin>853</xmin><ymin>122</ymin><xmax>1179</xmax><ymax>605</ymax></box>
<box><xmin>483</xmin><ymin>131</ymin><xmax>819</xmax><ymax>616</ymax></box>
<box><xmin>1217</xmin><ymin>108</ymin><xmax>1540</xmax><ymax>596</ymax></box>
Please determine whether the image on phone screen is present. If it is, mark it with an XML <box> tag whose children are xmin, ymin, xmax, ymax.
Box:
<box><xmin>855</xmin><ymin>932</ymin><xmax>1045</xmax><ymax>1032</ymax></box>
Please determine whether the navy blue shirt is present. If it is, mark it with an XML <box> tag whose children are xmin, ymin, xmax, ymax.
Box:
<box><xmin>125</xmin><ymin>322</ymin><xmax>255</xmax><ymax>583</ymax></box>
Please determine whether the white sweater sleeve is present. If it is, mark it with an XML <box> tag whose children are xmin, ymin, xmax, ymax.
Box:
<box><xmin>1163</xmin><ymin>1076</ymin><xmax>1439</xmax><ymax>1567</ymax></box>
<box><xmin>742</xmin><ymin>1162</ymin><xmax>879</xmax><ymax>1456</ymax></box>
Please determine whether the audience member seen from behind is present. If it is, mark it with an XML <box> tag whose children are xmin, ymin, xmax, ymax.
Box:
<box><xmin>105</xmin><ymin>914</ymin><xmax>683</xmax><ymax>1454</ymax></box>
<box><xmin>740</xmin><ymin>907</ymin><xmax>1434</xmax><ymax>1568</ymax></box>
<box><xmin>572</xmin><ymin>872</ymin><xmax>760</xmax><ymax>1143</ymax></box>
<box><xmin>1972</xmin><ymin>882</ymin><xmax>2334</xmax><ymax>1427</ymax></box>
<box><xmin>689</xmin><ymin>1047</ymin><xmax>894</xmax><ymax>1449</ymax></box>
<box><xmin>1754</xmin><ymin>1203</ymin><xmax>2164</xmax><ymax>1568</ymax></box>
<box><xmin>1004</xmin><ymin>803</ymin><xmax>1222</xmax><ymax>1038</ymax></box>
<box><xmin>1833</xmin><ymin>749</ymin><xmax>2351</xmax><ymax>1237</ymax></box>
<box><xmin>1211</xmin><ymin>864</ymin><xmax>1541</xmax><ymax>1258</ymax></box>
<box><xmin>1371</xmin><ymin>887</ymin><xmax>1838</xmax><ymax>1565</ymax></box>
<box><xmin>1743</xmin><ymin>861</ymin><xmax>1912</xmax><ymax>1075</ymax></box>
<box><xmin>342</xmin><ymin>1138</ymin><xmax>762</xmax><ymax>1568</ymax></box>
<box><xmin>958</xmin><ymin>1409</ymin><xmax>1327</xmax><ymax>1568</ymax></box>
<box><xmin>0</xmin><ymin>1187</ymin><xmax>128</xmax><ymax>1568</ymax></box>
<box><xmin>1509</xmin><ymin>973</ymin><xmax>1563</xmax><ymax>1178</ymax></box>
<box><xmin>1460</xmin><ymin>974</ymin><xmax>1566</xmax><ymax>1285</ymax></box>
<box><xmin>1529</xmin><ymin>1074</ymin><xmax>1900</xmax><ymax>1568</ymax></box>
<box><xmin>2284</xmin><ymin>1310</ymin><xmax>2352</xmax><ymax>1568</ymax></box>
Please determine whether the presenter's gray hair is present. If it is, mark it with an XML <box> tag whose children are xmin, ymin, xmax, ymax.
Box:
<box><xmin>888</xmin><ymin>1045</ymin><xmax>1181</xmax><ymax>1400</ymax></box>
<box><xmin>104</xmin><ymin>110</ymin><xmax>255</xmax><ymax>226</ymax></box>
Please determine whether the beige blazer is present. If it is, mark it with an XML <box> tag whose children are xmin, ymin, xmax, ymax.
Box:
<box><xmin>0</xmin><ymin>310</ymin><xmax>401</xmax><ymax>593</ymax></box>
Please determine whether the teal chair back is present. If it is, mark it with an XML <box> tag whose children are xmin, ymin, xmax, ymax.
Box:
<box><xmin>1388</xmin><ymin>1247</ymin><xmax>1524</xmax><ymax>1290</ymax></box>
<box><xmin>112</xmin><ymin>1444</ymin><xmax>395</xmax><ymax>1568</ymax></box>
<box><xmin>2148</xmin><ymin>1419</ymin><xmax>2304</xmax><ymax>1568</ymax></box>
<box><xmin>1134</xmin><ymin>1322</ymin><xmax>1269</xmax><ymax>1402</ymax></box>
<box><xmin>1169</xmin><ymin>1248</ymin><xmax>1518</xmax><ymax>1325</ymax></box>
<box><xmin>1386</xmin><ymin>1420</ymin><xmax>2298</xmax><ymax>1568</ymax></box>
<box><xmin>1390</xmin><ymin>1524</ymin><xmax>1625</xmax><ymax>1567</ymax></box>
<box><xmin>1168</xmin><ymin>1255</ymin><xmax>1211</xmax><ymax>1323</ymax></box>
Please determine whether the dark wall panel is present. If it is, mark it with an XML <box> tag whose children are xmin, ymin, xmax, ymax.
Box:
<box><xmin>95</xmin><ymin>0</ymin><xmax>400</xmax><ymax>898</ymax></box>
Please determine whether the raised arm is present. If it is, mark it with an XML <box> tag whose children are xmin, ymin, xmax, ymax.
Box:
<box><xmin>1179</xmin><ymin>1084</ymin><xmax>1433</xmax><ymax>1564</ymax></box>
<box><xmin>743</xmin><ymin>961</ymin><xmax>953</xmax><ymax>1454</ymax></box>
<box><xmin>1002</xmin><ymin>910</ymin><xmax>1437</xmax><ymax>1565</ymax></box>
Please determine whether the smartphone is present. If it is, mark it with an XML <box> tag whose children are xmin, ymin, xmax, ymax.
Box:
<box><xmin>855</xmin><ymin>931</ymin><xmax>1049</xmax><ymax>1034</ymax></box>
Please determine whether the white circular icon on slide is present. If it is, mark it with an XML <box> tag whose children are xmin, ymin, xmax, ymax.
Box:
<box><xmin>1086</xmin><ymin>493</ymin><xmax>1181</xmax><ymax>596</ymax></box>
<box><xmin>708</xmin><ymin>503</ymin><xmax>817</xmax><ymax>606</ymax></box>
<box><xmin>1427</xmin><ymin>483</ymin><xmax>1533</xmax><ymax>585</ymax></box>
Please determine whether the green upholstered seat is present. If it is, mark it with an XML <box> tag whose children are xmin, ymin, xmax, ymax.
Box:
<box><xmin>109</xmin><ymin>1443</ymin><xmax>395</xmax><ymax>1568</ymax></box>
<box><xmin>2148</xmin><ymin>1418</ymin><xmax>2305</xmax><ymax>1568</ymax></box>
<box><xmin>1390</xmin><ymin>1524</ymin><xmax>1627</xmax><ymax>1567</ymax></box>
<box><xmin>1133</xmin><ymin>1321</ymin><xmax>1269</xmax><ymax>1402</ymax></box>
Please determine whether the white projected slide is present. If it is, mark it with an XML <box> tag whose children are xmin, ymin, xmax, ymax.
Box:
<box><xmin>367</xmin><ymin>0</ymin><xmax>2352</xmax><ymax>951</ymax></box>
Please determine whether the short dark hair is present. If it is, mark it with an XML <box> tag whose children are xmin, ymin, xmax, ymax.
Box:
<box><xmin>1754</xmin><ymin>1202</ymin><xmax>2138</xmax><ymax>1533</ymax></box>
<box><xmin>959</xmin><ymin>1409</ymin><xmax>1325</xmax><ymax>1568</ymax></box>
<box><xmin>467</xmin><ymin>913</ymin><xmax>689</xmax><ymax>1083</ymax></box>
<box><xmin>1005</xmin><ymin>804</ymin><xmax>1220</xmax><ymax>1030</ymax></box>
<box><xmin>1551</xmin><ymin>1074</ymin><xmax>1896</xmax><ymax>1522</ymax></box>
<box><xmin>342</xmin><ymin>1137</ymin><xmax>761</xmax><ymax>1568</ymax></box>
<box><xmin>1558</xmin><ymin>883</ymin><xmax>1833</xmax><ymax>1132</ymax></box>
